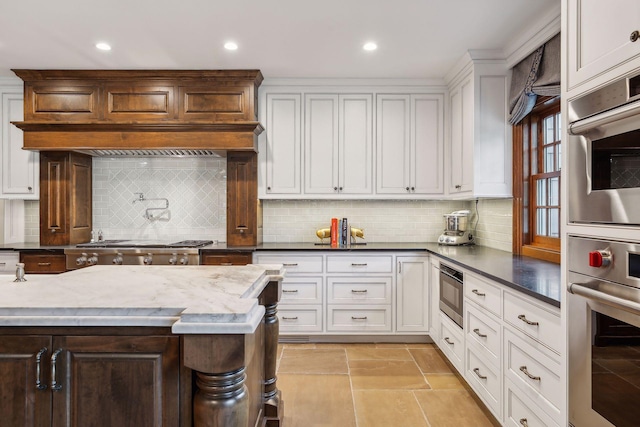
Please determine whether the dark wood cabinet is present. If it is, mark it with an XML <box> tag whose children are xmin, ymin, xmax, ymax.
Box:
<box><xmin>39</xmin><ymin>151</ymin><xmax>92</xmax><ymax>246</ymax></box>
<box><xmin>20</xmin><ymin>252</ymin><xmax>66</xmax><ymax>273</ymax></box>
<box><xmin>227</xmin><ymin>152</ymin><xmax>262</xmax><ymax>246</ymax></box>
<box><xmin>0</xmin><ymin>332</ymin><xmax>180</xmax><ymax>427</ymax></box>
<box><xmin>200</xmin><ymin>251</ymin><xmax>253</xmax><ymax>265</ymax></box>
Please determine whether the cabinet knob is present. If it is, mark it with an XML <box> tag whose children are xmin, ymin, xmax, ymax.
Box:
<box><xmin>28</xmin><ymin>186</ymin><xmax>32</xmax><ymax>191</ymax></box>
<box><xmin>334</xmin><ymin>187</ymin><xmax>338</xmax><ymax>191</ymax></box>
<box><xmin>455</xmin><ymin>185</ymin><xmax>462</xmax><ymax>190</ymax></box>
<box><xmin>406</xmin><ymin>187</ymin><xmax>410</xmax><ymax>191</ymax></box>
<box><xmin>411</xmin><ymin>186</ymin><xmax>415</xmax><ymax>191</ymax></box>
<box><xmin>267</xmin><ymin>186</ymin><xmax>271</xmax><ymax>191</ymax></box>
<box><xmin>339</xmin><ymin>186</ymin><xmax>343</xmax><ymax>191</ymax></box>
<box><xmin>631</xmin><ymin>30</ymin><xmax>640</xmax><ymax>42</ymax></box>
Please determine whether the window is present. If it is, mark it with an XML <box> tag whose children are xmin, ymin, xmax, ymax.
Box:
<box><xmin>513</xmin><ymin>97</ymin><xmax>561</xmax><ymax>263</ymax></box>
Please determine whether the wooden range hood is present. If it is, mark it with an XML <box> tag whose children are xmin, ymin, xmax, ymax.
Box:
<box><xmin>11</xmin><ymin>69</ymin><xmax>264</xmax><ymax>154</ymax></box>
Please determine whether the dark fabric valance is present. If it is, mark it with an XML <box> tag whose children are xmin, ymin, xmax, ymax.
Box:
<box><xmin>508</xmin><ymin>33</ymin><xmax>561</xmax><ymax>125</ymax></box>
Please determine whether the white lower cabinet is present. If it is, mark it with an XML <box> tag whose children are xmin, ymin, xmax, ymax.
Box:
<box><xmin>253</xmin><ymin>251</ymin><xmax>430</xmax><ymax>337</ymax></box>
<box><xmin>431</xmin><ymin>260</ymin><xmax>563</xmax><ymax>427</ymax></box>
<box><xmin>438</xmin><ymin>312</ymin><xmax>464</xmax><ymax>374</ymax></box>
<box><xmin>504</xmin><ymin>378</ymin><xmax>560</xmax><ymax>427</ymax></box>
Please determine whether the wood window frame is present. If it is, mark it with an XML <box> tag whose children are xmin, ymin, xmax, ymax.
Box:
<box><xmin>512</xmin><ymin>96</ymin><xmax>561</xmax><ymax>264</ymax></box>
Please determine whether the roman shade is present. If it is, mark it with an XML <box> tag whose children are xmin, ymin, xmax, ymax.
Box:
<box><xmin>508</xmin><ymin>33</ymin><xmax>561</xmax><ymax>125</ymax></box>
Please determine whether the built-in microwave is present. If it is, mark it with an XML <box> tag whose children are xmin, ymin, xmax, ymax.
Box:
<box><xmin>439</xmin><ymin>263</ymin><xmax>463</xmax><ymax>328</ymax></box>
<box><xmin>568</xmin><ymin>72</ymin><xmax>640</xmax><ymax>226</ymax></box>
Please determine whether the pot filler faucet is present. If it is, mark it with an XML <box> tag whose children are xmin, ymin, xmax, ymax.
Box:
<box><xmin>132</xmin><ymin>192</ymin><xmax>170</xmax><ymax>220</ymax></box>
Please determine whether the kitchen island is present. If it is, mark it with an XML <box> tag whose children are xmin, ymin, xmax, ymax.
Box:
<box><xmin>0</xmin><ymin>264</ymin><xmax>285</xmax><ymax>427</ymax></box>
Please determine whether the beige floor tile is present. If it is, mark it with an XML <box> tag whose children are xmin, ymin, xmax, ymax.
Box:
<box><xmin>278</xmin><ymin>348</ymin><xmax>348</xmax><ymax>374</ymax></box>
<box><xmin>425</xmin><ymin>374</ymin><xmax>466</xmax><ymax>390</ymax></box>
<box><xmin>406</xmin><ymin>343</ymin><xmax>437</xmax><ymax>349</ymax></box>
<box><xmin>414</xmin><ymin>389</ymin><xmax>494</xmax><ymax>427</ymax></box>
<box><xmin>349</xmin><ymin>359</ymin><xmax>430</xmax><ymax>390</ymax></box>
<box><xmin>346</xmin><ymin>347</ymin><xmax>413</xmax><ymax>361</ymax></box>
<box><xmin>278</xmin><ymin>374</ymin><xmax>356</xmax><ymax>427</ymax></box>
<box><xmin>353</xmin><ymin>390</ymin><xmax>429</xmax><ymax>427</ymax></box>
<box><xmin>410</xmin><ymin>348</ymin><xmax>453</xmax><ymax>374</ymax></box>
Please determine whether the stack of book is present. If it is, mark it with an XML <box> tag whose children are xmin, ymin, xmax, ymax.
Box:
<box><xmin>330</xmin><ymin>217</ymin><xmax>350</xmax><ymax>248</ymax></box>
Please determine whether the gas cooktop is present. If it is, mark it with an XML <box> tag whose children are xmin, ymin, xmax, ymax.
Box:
<box><xmin>76</xmin><ymin>240</ymin><xmax>215</xmax><ymax>248</ymax></box>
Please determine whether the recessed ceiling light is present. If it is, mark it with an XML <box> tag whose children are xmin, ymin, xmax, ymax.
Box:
<box><xmin>224</xmin><ymin>42</ymin><xmax>238</xmax><ymax>51</ymax></box>
<box><xmin>363</xmin><ymin>42</ymin><xmax>378</xmax><ymax>51</ymax></box>
<box><xmin>95</xmin><ymin>42</ymin><xmax>111</xmax><ymax>51</ymax></box>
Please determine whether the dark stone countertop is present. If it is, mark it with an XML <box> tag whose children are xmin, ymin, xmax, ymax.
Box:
<box><xmin>1</xmin><ymin>241</ymin><xmax>561</xmax><ymax>307</ymax></box>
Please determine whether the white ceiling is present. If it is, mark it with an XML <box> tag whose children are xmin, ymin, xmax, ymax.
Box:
<box><xmin>0</xmin><ymin>0</ymin><xmax>559</xmax><ymax>80</ymax></box>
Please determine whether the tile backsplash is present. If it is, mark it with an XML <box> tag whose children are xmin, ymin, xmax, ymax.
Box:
<box><xmin>91</xmin><ymin>157</ymin><xmax>228</xmax><ymax>241</ymax></box>
<box><xmin>261</xmin><ymin>198</ymin><xmax>513</xmax><ymax>252</ymax></box>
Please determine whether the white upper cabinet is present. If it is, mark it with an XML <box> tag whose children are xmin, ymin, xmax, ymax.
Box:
<box><xmin>566</xmin><ymin>0</ymin><xmax>640</xmax><ymax>95</ymax></box>
<box><xmin>262</xmin><ymin>93</ymin><xmax>302</xmax><ymax>196</ymax></box>
<box><xmin>0</xmin><ymin>87</ymin><xmax>39</xmax><ymax>200</ymax></box>
<box><xmin>376</xmin><ymin>94</ymin><xmax>445</xmax><ymax>197</ymax></box>
<box><xmin>305</xmin><ymin>94</ymin><xmax>373</xmax><ymax>196</ymax></box>
<box><xmin>446</xmin><ymin>56</ymin><xmax>511</xmax><ymax>198</ymax></box>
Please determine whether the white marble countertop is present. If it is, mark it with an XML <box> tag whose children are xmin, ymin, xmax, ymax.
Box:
<box><xmin>0</xmin><ymin>264</ymin><xmax>284</xmax><ymax>334</ymax></box>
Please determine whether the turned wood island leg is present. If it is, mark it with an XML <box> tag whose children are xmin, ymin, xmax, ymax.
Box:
<box><xmin>184</xmin><ymin>334</ymin><xmax>258</xmax><ymax>427</ymax></box>
<box><xmin>260</xmin><ymin>279</ymin><xmax>284</xmax><ymax>427</ymax></box>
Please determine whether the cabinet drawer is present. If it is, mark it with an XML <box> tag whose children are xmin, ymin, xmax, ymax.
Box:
<box><xmin>466</xmin><ymin>346</ymin><xmax>501</xmax><ymax>420</ymax></box>
<box><xmin>281</xmin><ymin>277</ymin><xmax>323</xmax><ymax>304</ymax></box>
<box><xmin>465</xmin><ymin>302</ymin><xmax>501</xmax><ymax>366</ymax></box>
<box><xmin>326</xmin><ymin>255</ymin><xmax>393</xmax><ymax>273</ymax></box>
<box><xmin>503</xmin><ymin>291</ymin><xmax>561</xmax><ymax>354</ymax></box>
<box><xmin>465</xmin><ymin>272</ymin><xmax>502</xmax><ymax>317</ymax></box>
<box><xmin>200</xmin><ymin>252</ymin><xmax>252</xmax><ymax>265</ymax></box>
<box><xmin>327</xmin><ymin>277</ymin><xmax>392</xmax><ymax>304</ymax></box>
<box><xmin>19</xmin><ymin>253</ymin><xmax>66</xmax><ymax>274</ymax></box>
<box><xmin>504</xmin><ymin>329</ymin><xmax>561</xmax><ymax>419</ymax></box>
<box><xmin>253</xmin><ymin>254</ymin><xmax>323</xmax><ymax>273</ymax></box>
<box><xmin>438</xmin><ymin>313</ymin><xmax>464</xmax><ymax>374</ymax></box>
<box><xmin>327</xmin><ymin>306</ymin><xmax>391</xmax><ymax>332</ymax></box>
<box><xmin>505</xmin><ymin>378</ymin><xmax>560</xmax><ymax>427</ymax></box>
<box><xmin>279</xmin><ymin>306</ymin><xmax>323</xmax><ymax>332</ymax></box>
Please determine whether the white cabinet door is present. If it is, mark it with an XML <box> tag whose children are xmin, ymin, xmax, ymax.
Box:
<box><xmin>567</xmin><ymin>0</ymin><xmax>640</xmax><ymax>92</ymax></box>
<box><xmin>412</xmin><ymin>94</ymin><xmax>444</xmax><ymax>195</ymax></box>
<box><xmin>264</xmin><ymin>93</ymin><xmax>302</xmax><ymax>195</ymax></box>
<box><xmin>449</xmin><ymin>76</ymin><xmax>474</xmax><ymax>195</ymax></box>
<box><xmin>376</xmin><ymin>94</ymin><xmax>410</xmax><ymax>194</ymax></box>
<box><xmin>339</xmin><ymin>94</ymin><xmax>373</xmax><ymax>195</ymax></box>
<box><xmin>429</xmin><ymin>258</ymin><xmax>441</xmax><ymax>342</ymax></box>
<box><xmin>1</xmin><ymin>90</ymin><xmax>38</xmax><ymax>199</ymax></box>
<box><xmin>305</xmin><ymin>94</ymin><xmax>373</xmax><ymax>196</ymax></box>
<box><xmin>396</xmin><ymin>256</ymin><xmax>429</xmax><ymax>332</ymax></box>
<box><xmin>305</xmin><ymin>94</ymin><xmax>339</xmax><ymax>194</ymax></box>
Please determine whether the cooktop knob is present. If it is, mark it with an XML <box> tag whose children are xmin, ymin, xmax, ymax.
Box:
<box><xmin>589</xmin><ymin>250</ymin><xmax>612</xmax><ymax>268</ymax></box>
<box><xmin>143</xmin><ymin>253</ymin><xmax>153</xmax><ymax>265</ymax></box>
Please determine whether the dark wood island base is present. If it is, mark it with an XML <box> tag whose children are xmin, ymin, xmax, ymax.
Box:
<box><xmin>0</xmin><ymin>279</ymin><xmax>284</xmax><ymax>427</ymax></box>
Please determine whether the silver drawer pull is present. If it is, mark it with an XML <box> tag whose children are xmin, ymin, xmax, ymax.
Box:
<box><xmin>35</xmin><ymin>347</ymin><xmax>48</xmax><ymax>390</ymax></box>
<box><xmin>473</xmin><ymin>328</ymin><xmax>487</xmax><ymax>338</ymax></box>
<box><xmin>473</xmin><ymin>367</ymin><xmax>487</xmax><ymax>380</ymax></box>
<box><xmin>519</xmin><ymin>366</ymin><xmax>541</xmax><ymax>381</ymax></box>
<box><xmin>37</xmin><ymin>262</ymin><xmax>52</xmax><ymax>266</ymax></box>
<box><xmin>472</xmin><ymin>289</ymin><xmax>486</xmax><ymax>297</ymax></box>
<box><xmin>351</xmin><ymin>289</ymin><xmax>368</xmax><ymax>293</ymax></box>
<box><xmin>282</xmin><ymin>263</ymin><xmax>298</xmax><ymax>267</ymax></box>
<box><xmin>351</xmin><ymin>263</ymin><xmax>368</xmax><ymax>267</ymax></box>
<box><xmin>282</xmin><ymin>289</ymin><xmax>299</xmax><ymax>293</ymax></box>
<box><xmin>281</xmin><ymin>316</ymin><xmax>299</xmax><ymax>320</ymax></box>
<box><xmin>444</xmin><ymin>337</ymin><xmax>454</xmax><ymax>345</ymax></box>
<box><xmin>517</xmin><ymin>314</ymin><xmax>539</xmax><ymax>326</ymax></box>
<box><xmin>351</xmin><ymin>316</ymin><xmax>368</xmax><ymax>320</ymax></box>
<box><xmin>519</xmin><ymin>418</ymin><xmax>529</xmax><ymax>427</ymax></box>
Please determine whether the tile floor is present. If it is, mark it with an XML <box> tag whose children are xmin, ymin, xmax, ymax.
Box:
<box><xmin>275</xmin><ymin>342</ymin><xmax>498</xmax><ymax>427</ymax></box>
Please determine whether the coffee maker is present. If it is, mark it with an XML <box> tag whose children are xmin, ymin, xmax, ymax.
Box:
<box><xmin>438</xmin><ymin>210</ymin><xmax>475</xmax><ymax>246</ymax></box>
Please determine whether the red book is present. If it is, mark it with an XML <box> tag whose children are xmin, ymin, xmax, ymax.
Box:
<box><xmin>330</xmin><ymin>218</ymin><xmax>338</xmax><ymax>248</ymax></box>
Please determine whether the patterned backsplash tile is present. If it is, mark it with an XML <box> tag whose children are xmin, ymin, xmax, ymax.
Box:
<box><xmin>92</xmin><ymin>157</ymin><xmax>227</xmax><ymax>241</ymax></box>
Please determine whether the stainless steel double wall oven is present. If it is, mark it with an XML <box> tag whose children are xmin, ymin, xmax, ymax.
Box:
<box><xmin>567</xmin><ymin>72</ymin><xmax>640</xmax><ymax>427</ymax></box>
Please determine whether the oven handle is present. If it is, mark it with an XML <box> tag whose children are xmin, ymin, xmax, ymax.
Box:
<box><xmin>568</xmin><ymin>282</ymin><xmax>640</xmax><ymax>316</ymax></box>
<box><xmin>569</xmin><ymin>98</ymin><xmax>640</xmax><ymax>136</ymax></box>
